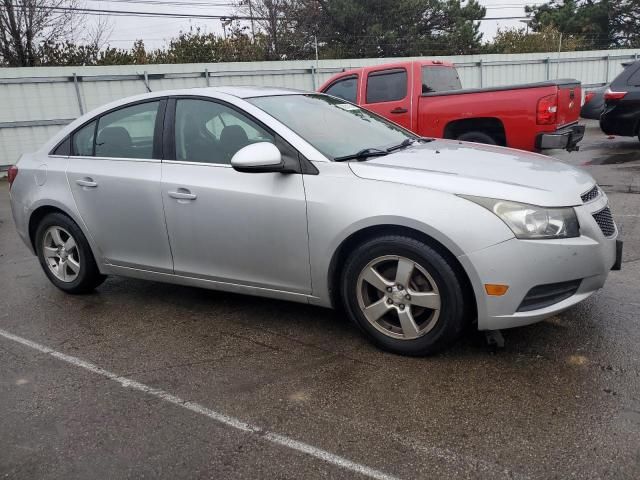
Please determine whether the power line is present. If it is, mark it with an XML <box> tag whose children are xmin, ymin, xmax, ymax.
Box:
<box><xmin>83</xmin><ymin>0</ymin><xmax>235</xmax><ymax>7</ymax></box>
<box><xmin>11</xmin><ymin>4</ymin><xmax>263</xmax><ymax>20</ymax></box>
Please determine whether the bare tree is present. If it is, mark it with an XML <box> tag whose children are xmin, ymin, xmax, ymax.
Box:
<box><xmin>0</xmin><ymin>0</ymin><xmax>79</xmax><ymax>66</ymax></box>
<box><xmin>236</xmin><ymin>0</ymin><xmax>305</xmax><ymax>59</ymax></box>
<box><xmin>83</xmin><ymin>14</ymin><xmax>113</xmax><ymax>51</ymax></box>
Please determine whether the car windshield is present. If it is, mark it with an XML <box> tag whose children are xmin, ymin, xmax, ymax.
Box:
<box><xmin>247</xmin><ymin>94</ymin><xmax>417</xmax><ymax>160</ymax></box>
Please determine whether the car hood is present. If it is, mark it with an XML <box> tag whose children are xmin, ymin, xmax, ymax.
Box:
<box><xmin>348</xmin><ymin>140</ymin><xmax>594</xmax><ymax>207</ymax></box>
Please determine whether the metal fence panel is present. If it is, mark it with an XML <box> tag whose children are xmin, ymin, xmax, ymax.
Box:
<box><xmin>1</xmin><ymin>48</ymin><xmax>639</xmax><ymax>167</ymax></box>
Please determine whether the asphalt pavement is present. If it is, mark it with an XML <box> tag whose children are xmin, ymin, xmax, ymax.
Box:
<box><xmin>1</xmin><ymin>123</ymin><xmax>639</xmax><ymax>479</ymax></box>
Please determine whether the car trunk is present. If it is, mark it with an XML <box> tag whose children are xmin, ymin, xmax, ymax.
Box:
<box><xmin>556</xmin><ymin>81</ymin><xmax>581</xmax><ymax>127</ymax></box>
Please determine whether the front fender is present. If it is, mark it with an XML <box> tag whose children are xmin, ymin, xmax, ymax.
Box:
<box><xmin>303</xmin><ymin>162</ymin><xmax>513</xmax><ymax>306</ymax></box>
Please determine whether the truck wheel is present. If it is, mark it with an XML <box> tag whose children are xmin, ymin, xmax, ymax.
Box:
<box><xmin>456</xmin><ymin>131</ymin><xmax>497</xmax><ymax>145</ymax></box>
<box><xmin>340</xmin><ymin>235</ymin><xmax>466</xmax><ymax>356</ymax></box>
<box><xmin>35</xmin><ymin>212</ymin><xmax>106</xmax><ymax>294</ymax></box>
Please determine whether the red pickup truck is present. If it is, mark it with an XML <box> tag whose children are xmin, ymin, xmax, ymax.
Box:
<box><xmin>319</xmin><ymin>60</ymin><xmax>585</xmax><ymax>152</ymax></box>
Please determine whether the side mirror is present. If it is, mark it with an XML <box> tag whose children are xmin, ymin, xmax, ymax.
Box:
<box><xmin>231</xmin><ymin>142</ymin><xmax>284</xmax><ymax>173</ymax></box>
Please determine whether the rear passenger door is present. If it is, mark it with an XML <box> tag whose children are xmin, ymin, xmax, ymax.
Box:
<box><xmin>362</xmin><ymin>68</ymin><xmax>412</xmax><ymax>129</ymax></box>
<box><xmin>66</xmin><ymin>99</ymin><xmax>174</xmax><ymax>273</ymax></box>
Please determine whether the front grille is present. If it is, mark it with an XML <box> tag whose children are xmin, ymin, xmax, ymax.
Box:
<box><xmin>517</xmin><ymin>279</ymin><xmax>582</xmax><ymax>312</ymax></box>
<box><xmin>581</xmin><ymin>185</ymin><xmax>600</xmax><ymax>203</ymax></box>
<box><xmin>592</xmin><ymin>207</ymin><xmax>616</xmax><ymax>237</ymax></box>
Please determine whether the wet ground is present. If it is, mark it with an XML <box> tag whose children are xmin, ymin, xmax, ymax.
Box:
<box><xmin>1</xmin><ymin>124</ymin><xmax>639</xmax><ymax>479</ymax></box>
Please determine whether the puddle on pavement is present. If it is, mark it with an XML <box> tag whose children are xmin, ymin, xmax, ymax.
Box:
<box><xmin>585</xmin><ymin>151</ymin><xmax>640</xmax><ymax>165</ymax></box>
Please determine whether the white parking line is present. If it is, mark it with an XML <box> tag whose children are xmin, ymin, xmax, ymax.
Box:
<box><xmin>0</xmin><ymin>328</ymin><xmax>398</xmax><ymax>480</ymax></box>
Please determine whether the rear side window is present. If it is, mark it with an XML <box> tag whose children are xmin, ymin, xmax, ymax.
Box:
<box><xmin>72</xmin><ymin>121</ymin><xmax>96</xmax><ymax>156</ymax></box>
<box><xmin>366</xmin><ymin>69</ymin><xmax>407</xmax><ymax>103</ymax></box>
<box><xmin>324</xmin><ymin>76</ymin><xmax>358</xmax><ymax>103</ymax></box>
<box><xmin>96</xmin><ymin>101</ymin><xmax>160</xmax><ymax>159</ymax></box>
<box><xmin>422</xmin><ymin>66</ymin><xmax>462</xmax><ymax>93</ymax></box>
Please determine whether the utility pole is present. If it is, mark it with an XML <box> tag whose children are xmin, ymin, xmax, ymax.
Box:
<box><xmin>247</xmin><ymin>0</ymin><xmax>256</xmax><ymax>39</ymax></box>
<box><xmin>556</xmin><ymin>32</ymin><xmax>562</xmax><ymax>78</ymax></box>
<box><xmin>315</xmin><ymin>35</ymin><xmax>320</xmax><ymax>88</ymax></box>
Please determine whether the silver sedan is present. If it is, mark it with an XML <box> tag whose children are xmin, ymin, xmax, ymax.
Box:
<box><xmin>8</xmin><ymin>87</ymin><xmax>622</xmax><ymax>355</ymax></box>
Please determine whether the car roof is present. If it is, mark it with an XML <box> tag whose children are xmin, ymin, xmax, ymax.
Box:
<box><xmin>211</xmin><ymin>86</ymin><xmax>308</xmax><ymax>98</ymax></box>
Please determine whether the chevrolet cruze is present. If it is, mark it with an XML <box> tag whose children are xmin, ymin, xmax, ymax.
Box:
<box><xmin>8</xmin><ymin>87</ymin><xmax>622</xmax><ymax>355</ymax></box>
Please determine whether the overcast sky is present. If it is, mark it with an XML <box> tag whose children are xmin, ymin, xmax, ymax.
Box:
<box><xmin>86</xmin><ymin>0</ymin><xmax>546</xmax><ymax>51</ymax></box>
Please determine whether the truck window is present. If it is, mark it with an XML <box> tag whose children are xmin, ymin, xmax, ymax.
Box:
<box><xmin>422</xmin><ymin>66</ymin><xmax>462</xmax><ymax>93</ymax></box>
<box><xmin>324</xmin><ymin>76</ymin><xmax>358</xmax><ymax>103</ymax></box>
<box><xmin>366</xmin><ymin>69</ymin><xmax>407</xmax><ymax>103</ymax></box>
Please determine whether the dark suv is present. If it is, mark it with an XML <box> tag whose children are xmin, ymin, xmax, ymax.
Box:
<box><xmin>600</xmin><ymin>60</ymin><xmax>640</xmax><ymax>141</ymax></box>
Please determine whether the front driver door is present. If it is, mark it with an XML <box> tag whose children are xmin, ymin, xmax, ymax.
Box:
<box><xmin>161</xmin><ymin>97</ymin><xmax>311</xmax><ymax>294</ymax></box>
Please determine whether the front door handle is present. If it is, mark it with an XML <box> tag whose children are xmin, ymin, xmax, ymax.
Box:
<box><xmin>76</xmin><ymin>177</ymin><xmax>97</xmax><ymax>188</ymax></box>
<box><xmin>390</xmin><ymin>107</ymin><xmax>408</xmax><ymax>114</ymax></box>
<box><xmin>168</xmin><ymin>188</ymin><xmax>197</xmax><ymax>201</ymax></box>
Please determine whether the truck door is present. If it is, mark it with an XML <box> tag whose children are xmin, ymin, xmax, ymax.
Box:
<box><xmin>362</xmin><ymin>68</ymin><xmax>412</xmax><ymax>130</ymax></box>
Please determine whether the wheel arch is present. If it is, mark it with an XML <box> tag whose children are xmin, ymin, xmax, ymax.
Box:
<box><xmin>327</xmin><ymin>224</ymin><xmax>477</xmax><ymax>322</ymax></box>
<box><xmin>27</xmin><ymin>202</ymin><xmax>103</xmax><ymax>265</ymax></box>
<box><xmin>443</xmin><ymin>117</ymin><xmax>507</xmax><ymax>146</ymax></box>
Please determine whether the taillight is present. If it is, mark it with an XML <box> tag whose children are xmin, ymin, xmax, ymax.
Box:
<box><xmin>537</xmin><ymin>93</ymin><xmax>558</xmax><ymax>125</ymax></box>
<box><xmin>584</xmin><ymin>91</ymin><xmax>595</xmax><ymax>104</ymax></box>
<box><xmin>7</xmin><ymin>165</ymin><xmax>18</xmax><ymax>189</ymax></box>
<box><xmin>603</xmin><ymin>88</ymin><xmax>627</xmax><ymax>101</ymax></box>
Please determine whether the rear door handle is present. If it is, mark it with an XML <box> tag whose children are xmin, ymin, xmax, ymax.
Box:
<box><xmin>76</xmin><ymin>178</ymin><xmax>97</xmax><ymax>188</ymax></box>
<box><xmin>168</xmin><ymin>188</ymin><xmax>197</xmax><ymax>201</ymax></box>
<box><xmin>390</xmin><ymin>107</ymin><xmax>408</xmax><ymax>114</ymax></box>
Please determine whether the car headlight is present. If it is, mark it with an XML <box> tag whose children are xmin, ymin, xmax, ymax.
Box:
<box><xmin>461</xmin><ymin>196</ymin><xmax>580</xmax><ymax>239</ymax></box>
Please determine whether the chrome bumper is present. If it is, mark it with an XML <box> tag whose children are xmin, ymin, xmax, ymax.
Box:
<box><xmin>537</xmin><ymin>124</ymin><xmax>585</xmax><ymax>151</ymax></box>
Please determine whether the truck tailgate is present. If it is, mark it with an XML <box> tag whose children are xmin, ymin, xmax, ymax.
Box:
<box><xmin>556</xmin><ymin>81</ymin><xmax>581</xmax><ymax>127</ymax></box>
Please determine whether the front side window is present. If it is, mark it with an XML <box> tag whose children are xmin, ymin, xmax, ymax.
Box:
<box><xmin>174</xmin><ymin>98</ymin><xmax>274</xmax><ymax>164</ymax></box>
<box><xmin>248</xmin><ymin>94</ymin><xmax>415</xmax><ymax>160</ymax></box>
<box><xmin>72</xmin><ymin>121</ymin><xmax>96</xmax><ymax>157</ymax></box>
<box><xmin>365</xmin><ymin>69</ymin><xmax>407</xmax><ymax>103</ymax></box>
<box><xmin>422</xmin><ymin>66</ymin><xmax>462</xmax><ymax>93</ymax></box>
<box><xmin>324</xmin><ymin>76</ymin><xmax>358</xmax><ymax>103</ymax></box>
<box><xmin>95</xmin><ymin>101</ymin><xmax>160</xmax><ymax>159</ymax></box>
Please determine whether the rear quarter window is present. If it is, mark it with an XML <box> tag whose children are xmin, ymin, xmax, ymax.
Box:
<box><xmin>626</xmin><ymin>65</ymin><xmax>640</xmax><ymax>86</ymax></box>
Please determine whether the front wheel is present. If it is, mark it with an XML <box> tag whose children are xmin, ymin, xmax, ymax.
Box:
<box><xmin>340</xmin><ymin>235</ymin><xmax>466</xmax><ymax>356</ymax></box>
<box><xmin>35</xmin><ymin>212</ymin><xmax>106</xmax><ymax>294</ymax></box>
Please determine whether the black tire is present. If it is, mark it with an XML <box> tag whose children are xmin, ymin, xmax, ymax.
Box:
<box><xmin>340</xmin><ymin>235</ymin><xmax>466</xmax><ymax>356</ymax></box>
<box><xmin>35</xmin><ymin>212</ymin><xmax>106</xmax><ymax>294</ymax></box>
<box><xmin>456</xmin><ymin>131</ymin><xmax>497</xmax><ymax>145</ymax></box>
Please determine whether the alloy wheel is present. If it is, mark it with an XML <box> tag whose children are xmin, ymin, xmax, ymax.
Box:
<box><xmin>42</xmin><ymin>226</ymin><xmax>81</xmax><ymax>282</ymax></box>
<box><xmin>356</xmin><ymin>255</ymin><xmax>441</xmax><ymax>340</ymax></box>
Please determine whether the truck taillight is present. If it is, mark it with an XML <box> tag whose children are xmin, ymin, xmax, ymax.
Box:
<box><xmin>603</xmin><ymin>88</ymin><xmax>627</xmax><ymax>101</ymax></box>
<box><xmin>7</xmin><ymin>165</ymin><xmax>18</xmax><ymax>189</ymax></box>
<box><xmin>537</xmin><ymin>94</ymin><xmax>558</xmax><ymax>125</ymax></box>
<box><xmin>584</xmin><ymin>91</ymin><xmax>595</xmax><ymax>104</ymax></box>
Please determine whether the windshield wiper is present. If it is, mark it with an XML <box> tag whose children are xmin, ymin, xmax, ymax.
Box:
<box><xmin>386</xmin><ymin>138</ymin><xmax>416</xmax><ymax>152</ymax></box>
<box><xmin>334</xmin><ymin>148</ymin><xmax>389</xmax><ymax>162</ymax></box>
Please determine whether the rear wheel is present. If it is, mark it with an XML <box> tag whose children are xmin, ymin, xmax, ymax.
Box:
<box><xmin>35</xmin><ymin>213</ymin><xmax>106</xmax><ymax>294</ymax></box>
<box><xmin>340</xmin><ymin>235</ymin><xmax>466</xmax><ymax>356</ymax></box>
<box><xmin>456</xmin><ymin>131</ymin><xmax>497</xmax><ymax>145</ymax></box>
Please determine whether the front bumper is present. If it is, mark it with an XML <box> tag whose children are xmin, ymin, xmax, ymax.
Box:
<box><xmin>536</xmin><ymin>124</ymin><xmax>585</xmax><ymax>151</ymax></box>
<box><xmin>458</xmin><ymin>194</ymin><xmax>619</xmax><ymax>330</ymax></box>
